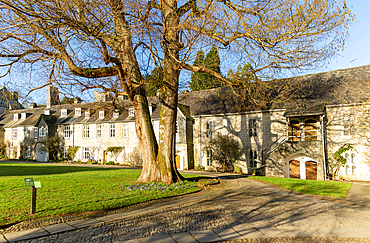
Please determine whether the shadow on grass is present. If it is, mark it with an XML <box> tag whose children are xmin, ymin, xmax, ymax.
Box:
<box><xmin>0</xmin><ymin>164</ymin><xmax>126</xmax><ymax>177</ymax></box>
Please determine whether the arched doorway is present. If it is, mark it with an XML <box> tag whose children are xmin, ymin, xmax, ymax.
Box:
<box><xmin>289</xmin><ymin>160</ymin><xmax>300</xmax><ymax>179</ymax></box>
<box><xmin>305</xmin><ymin>161</ymin><xmax>317</xmax><ymax>180</ymax></box>
<box><xmin>175</xmin><ymin>155</ymin><xmax>181</xmax><ymax>169</ymax></box>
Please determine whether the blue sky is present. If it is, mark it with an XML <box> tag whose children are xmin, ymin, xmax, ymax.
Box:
<box><xmin>317</xmin><ymin>0</ymin><xmax>370</xmax><ymax>73</ymax></box>
<box><xmin>5</xmin><ymin>0</ymin><xmax>369</xmax><ymax>105</ymax></box>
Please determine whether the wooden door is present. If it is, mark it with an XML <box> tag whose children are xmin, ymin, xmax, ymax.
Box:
<box><xmin>103</xmin><ymin>151</ymin><xmax>108</xmax><ymax>163</ymax></box>
<box><xmin>175</xmin><ymin>155</ymin><xmax>180</xmax><ymax>169</ymax></box>
<box><xmin>305</xmin><ymin>161</ymin><xmax>317</xmax><ymax>180</ymax></box>
<box><xmin>289</xmin><ymin>160</ymin><xmax>300</xmax><ymax>179</ymax></box>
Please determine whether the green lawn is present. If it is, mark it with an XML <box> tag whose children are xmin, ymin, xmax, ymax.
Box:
<box><xmin>250</xmin><ymin>176</ymin><xmax>352</xmax><ymax>198</ymax></box>
<box><xmin>0</xmin><ymin>162</ymin><xmax>208</xmax><ymax>226</ymax></box>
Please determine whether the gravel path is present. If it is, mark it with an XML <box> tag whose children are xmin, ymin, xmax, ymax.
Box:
<box><xmin>16</xmin><ymin>177</ymin><xmax>370</xmax><ymax>243</ymax></box>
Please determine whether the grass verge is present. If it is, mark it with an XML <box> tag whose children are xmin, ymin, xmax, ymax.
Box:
<box><xmin>0</xmin><ymin>162</ymin><xmax>213</xmax><ymax>226</ymax></box>
<box><xmin>250</xmin><ymin>176</ymin><xmax>352</xmax><ymax>198</ymax></box>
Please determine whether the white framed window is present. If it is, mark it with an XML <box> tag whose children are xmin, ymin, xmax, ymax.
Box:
<box><xmin>350</xmin><ymin>114</ymin><xmax>354</xmax><ymax>124</ymax></box>
<box><xmin>83</xmin><ymin>125</ymin><xmax>90</xmax><ymax>138</ymax></box>
<box><xmin>85</xmin><ymin>111</ymin><xmax>90</xmax><ymax>119</ymax></box>
<box><xmin>113</xmin><ymin>111</ymin><xmax>119</xmax><ymax>118</ymax></box>
<box><xmin>75</xmin><ymin>108</ymin><xmax>81</xmax><ymax>116</ymax></box>
<box><xmin>83</xmin><ymin>147</ymin><xmax>89</xmax><ymax>160</ymax></box>
<box><xmin>21</xmin><ymin>113</ymin><xmax>26</xmax><ymax>120</ymax></box>
<box><xmin>34</xmin><ymin>127</ymin><xmax>38</xmax><ymax>138</ymax></box>
<box><xmin>44</xmin><ymin>110</ymin><xmax>50</xmax><ymax>115</ymax></box>
<box><xmin>350</xmin><ymin>125</ymin><xmax>355</xmax><ymax>136</ymax></box>
<box><xmin>206</xmin><ymin>121</ymin><xmax>213</xmax><ymax>138</ymax></box>
<box><xmin>14</xmin><ymin>114</ymin><xmax>18</xmax><ymax>121</ymax></box>
<box><xmin>12</xmin><ymin>128</ymin><xmax>17</xmax><ymax>139</ymax></box>
<box><xmin>27</xmin><ymin>146</ymin><xmax>31</xmax><ymax>158</ymax></box>
<box><xmin>344</xmin><ymin>126</ymin><xmax>348</xmax><ymax>136</ymax></box>
<box><xmin>249</xmin><ymin>119</ymin><xmax>258</xmax><ymax>137</ymax></box>
<box><xmin>64</xmin><ymin>147</ymin><xmax>68</xmax><ymax>158</ymax></box>
<box><xmin>39</xmin><ymin>126</ymin><xmax>46</xmax><ymax>137</ymax></box>
<box><xmin>96</xmin><ymin>124</ymin><xmax>102</xmax><ymax>138</ymax></box>
<box><xmin>123</xmin><ymin>123</ymin><xmax>128</xmax><ymax>137</ymax></box>
<box><xmin>61</xmin><ymin>109</ymin><xmax>67</xmax><ymax>117</ymax></box>
<box><xmin>110</xmin><ymin>124</ymin><xmax>116</xmax><ymax>138</ymax></box>
<box><xmin>344</xmin><ymin>115</ymin><xmax>348</xmax><ymax>124</ymax></box>
<box><xmin>129</xmin><ymin>108</ymin><xmax>135</xmax><ymax>117</ymax></box>
<box><xmin>64</xmin><ymin>126</ymin><xmax>71</xmax><ymax>138</ymax></box>
<box><xmin>99</xmin><ymin>111</ymin><xmax>104</xmax><ymax>118</ymax></box>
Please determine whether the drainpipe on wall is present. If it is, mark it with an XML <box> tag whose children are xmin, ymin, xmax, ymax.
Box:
<box><xmin>199</xmin><ymin>116</ymin><xmax>201</xmax><ymax>167</ymax></box>
<box><xmin>321</xmin><ymin>114</ymin><xmax>327</xmax><ymax>181</ymax></box>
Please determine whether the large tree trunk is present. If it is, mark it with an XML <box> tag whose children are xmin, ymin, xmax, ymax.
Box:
<box><xmin>112</xmin><ymin>0</ymin><xmax>183</xmax><ymax>184</ymax></box>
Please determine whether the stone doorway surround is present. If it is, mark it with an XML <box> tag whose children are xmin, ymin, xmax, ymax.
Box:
<box><xmin>286</xmin><ymin>153</ymin><xmax>318</xmax><ymax>180</ymax></box>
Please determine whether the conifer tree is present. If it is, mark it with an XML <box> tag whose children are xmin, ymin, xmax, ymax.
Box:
<box><xmin>190</xmin><ymin>47</ymin><xmax>223</xmax><ymax>91</ymax></box>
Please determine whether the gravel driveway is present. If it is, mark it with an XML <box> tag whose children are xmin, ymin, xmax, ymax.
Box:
<box><xmin>17</xmin><ymin>177</ymin><xmax>370</xmax><ymax>243</ymax></box>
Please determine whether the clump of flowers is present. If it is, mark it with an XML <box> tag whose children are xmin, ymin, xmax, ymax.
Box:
<box><xmin>121</xmin><ymin>181</ymin><xmax>198</xmax><ymax>191</ymax></box>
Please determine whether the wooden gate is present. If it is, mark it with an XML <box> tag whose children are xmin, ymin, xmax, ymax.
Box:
<box><xmin>305</xmin><ymin>161</ymin><xmax>317</xmax><ymax>180</ymax></box>
<box><xmin>175</xmin><ymin>155</ymin><xmax>181</xmax><ymax>169</ymax></box>
<box><xmin>289</xmin><ymin>160</ymin><xmax>300</xmax><ymax>179</ymax></box>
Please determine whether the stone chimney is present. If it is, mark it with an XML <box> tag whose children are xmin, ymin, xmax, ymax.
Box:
<box><xmin>94</xmin><ymin>91</ymin><xmax>113</xmax><ymax>102</ymax></box>
<box><xmin>30</xmin><ymin>103</ymin><xmax>37</xmax><ymax>109</ymax></box>
<box><xmin>46</xmin><ymin>86</ymin><xmax>59</xmax><ymax>108</ymax></box>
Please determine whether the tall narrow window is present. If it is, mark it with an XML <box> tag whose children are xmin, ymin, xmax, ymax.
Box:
<box><xmin>34</xmin><ymin>127</ymin><xmax>38</xmax><ymax>138</ymax></box>
<box><xmin>96</xmin><ymin>124</ymin><xmax>102</xmax><ymax>138</ymax></box>
<box><xmin>345</xmin><ymin>153</ymin><xmax>350</xmax><ymax>175</ymax></box>
<box><xmin>288</xmin><ymin>120</ymin><xmax>300</xmax><ymax>141</ymax></box>
<box><xmin>175</xmin><ymin>122</ymin><xmax>178</xmax><ymax>133</ymax></box>
<box><xmin>110</xmin><ymin>124</ymin><xmax>116</xmax><ymax>138</ymax></box>
<box><xmin>39</xmin><ymin>126</ymin><xmax>46</xmax><ymax>137</ymax></box>
<box><xmin>21</xmin><ymin>113</ymin><xmax>26</xmax><ymax>120</ymax></box>
<box><xmin>64</xmin><ymin>147</ymin><xmax>68</xmax><ymax>159</ymax></box>
<box><xmin>249</xmin><ymin>150</ymin><xmax>258</xmax><ymax>167</ymax></box>
<box><xmin>12</xmin><ymin>128</ymin><xmax>17</xmax><ymax>139</ymax></box>
<box><xmin>14</xmin><ymin>114</ymin><xmax>18</xmax><ymax>121</ymax></box>
<box><xmin>350</xmin><ymin>114</ymin><xmax>354</xmax><ymax>124</ymax></box>
<box><xmin>344</xmin><ymin>126</ymin><xmax>349</xmax><ymax>135</ymax></box>
<box><xmin>83</xmin><ymin>125</ymin><xmax>90</xmax><ymax>138</ymax></box>
<box><xmin>344</xmin><ymin>115</ymin><xmax>348</xmax><ymax>124</ymax></box>
<box><xmin>85</xmin><ymin>111</ymin><xmax>90</xmax><ymax>119</ymax></box>
<box><xmin>123</xmin><ymin>123</ymin><xmax>128</xmax><ymax>137</ymax></box>
<box><xmin>83</xmin><ymin>147</ymin><xmax>89</xmax><ymax>160</ymax></box>
<box><xmin>206</xmin><ymin>150</ymin><xmax>213</xmax><ymax>166</ymax></box>
<box><xmin>99</xmin><ymin>111</ymin><xmax>104</xmax><ymax>118</ymax></box>
<box><xmin>64</xmin><ymin>126</ymin><xmax>71</xmax><ymax>138</ymax></box>
<box><xmin>249</xmin><ymin>119</ymin><xmax>257</xmax><ymax>137</ymax></box>
<box><xmin>27</xmin><ymin>146</ymin><xmax>31</xmax><ymax>158</ymax></box>
<box><xmin>350</xmin><ymin>126</ymin><xmax>355</xmax><ymax>135</ymax></box>
<box><xmin>206</xmin><ymin>121</ymin><xmax>213</xmax><ymax>138</ymax></box>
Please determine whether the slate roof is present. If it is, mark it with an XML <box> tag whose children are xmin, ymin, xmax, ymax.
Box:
<box><xmin>1</xmin><ymin>65</ymin><xmax>369</xmax><ymax>127</ymax></box>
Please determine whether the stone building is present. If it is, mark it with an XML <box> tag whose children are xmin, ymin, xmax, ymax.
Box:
<box><xmin>2</xmin><ymin>65</ymin><xmax>370</xmax><ymax>180</ymax></box>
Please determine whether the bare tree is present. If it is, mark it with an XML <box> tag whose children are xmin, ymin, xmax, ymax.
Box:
<box><xmin>0</xmin><ymin>0</ymin><xmax>353</xmax><ymax>183</ymax></box>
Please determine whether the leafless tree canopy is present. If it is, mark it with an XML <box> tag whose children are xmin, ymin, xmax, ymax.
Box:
<box><xmin>0</xmin><ymin>0</ymin><xmax>353</xmax><ymax>183</ymax></box>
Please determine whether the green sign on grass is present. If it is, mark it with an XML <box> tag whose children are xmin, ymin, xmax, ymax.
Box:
<box><xmin>34</xmin><ymin>181</ymin><xmax>41</xmax><ymax>188</ymax></box>
<box><xmin>24</xmin><ymin>178</ymin><xmax>34</xmax><ymax>187</ymax></box>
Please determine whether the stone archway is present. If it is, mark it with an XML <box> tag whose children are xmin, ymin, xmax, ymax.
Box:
<box><xmin>285</xmin><ymin>153</ymin><xmax>318</xmax><ymax>180</ymax></box>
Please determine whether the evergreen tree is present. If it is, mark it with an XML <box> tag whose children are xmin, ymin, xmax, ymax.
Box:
<box><xmin>144</xmin><ymin>67</ymin><xmax>163</xmax><ymax>96</ymax></box>
<box><xmin>190</xmin><ymin>47</ymin><xmax>222</xmax><ymax>91</ymax></box>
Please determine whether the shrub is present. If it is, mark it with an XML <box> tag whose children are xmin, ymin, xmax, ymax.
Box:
<box><xmin>107</xmin><ymin>161</ymin><xmax>115</xmax><ymax>165</ymax></box>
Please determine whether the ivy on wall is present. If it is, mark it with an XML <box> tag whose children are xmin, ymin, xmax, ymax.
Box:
<box><xmin>333</xmin><ymin>144</ymin><xmax>353</xmax><ymax>165</ymax></box>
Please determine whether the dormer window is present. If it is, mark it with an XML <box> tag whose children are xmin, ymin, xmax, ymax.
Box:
<box><xmin>129</xmin><ymin>108</ymin><xmax>134</xmax><ymax>117</ymax></box>
<box><xmin>44</xmin><ymin>110</ymin><xmax>50</xmax><ymax>115</ymax></box>
<box><xmin>113</xmin><ymin>111</ymin><xmax>119</xmax><ymax>118</ymax></box>
<box><xmin>14</xmin><ymin>113</ymin><xmax>18</xmax><ymax>121</ymax></box>
<box><xmin>99</xmin><ymin>111</ymin><xmax>104</xmax><ymax>118</ymax></box>
<box><xmin>75</xmin><ymin>108</ymin><xmax>81</xmax><ymax>116</ymax></box>
<box><xmin>21</xmin><ymin>113</ymin><xmax>26</xmax><ymax>120</ymax></box>
<box><xmin>61</xmin><ymin>109</ymin><xmax>67</xmax><ymax>117</ymax></box>
<box><xmin>39</xmin><ymin>126</ymin><xmax>46</xmax><ymax>137</ymax></box>
<box><xmin>85</xmin><ymin>111</ymin><xmax>90</xmax><ymax>119</ymax></box>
